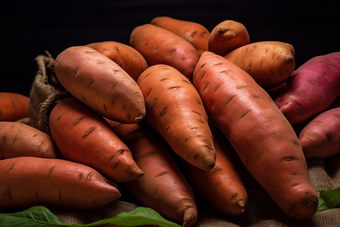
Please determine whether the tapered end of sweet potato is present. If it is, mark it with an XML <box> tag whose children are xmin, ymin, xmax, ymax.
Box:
<box><xmin>182</xmin><ymin>138</ymin><xmax>216</xmax><ymax>171</ymax></box>
<box><xmin>287</xmin><ymin>191</ymin><xmax>318</xmax><ymax>220</ymax></box>
<box><xmin>181</xmin><ymin>206</ymin><xmax>198</xmax><ymax>227</ymax></box>
<box><xmin>234</xmin><ymin>199</ymin><xmax>246</xmax><ymax>215</ymax></box>
<box><xmin>129</xmin><ymin>164</ymin><xmax>145</xmax><ymax>180</ymax></box>
<box><xmin>134</xmin><ymin>112</ymin><xmax>145</xmax><ymax>122</ymax></box>
<box><xmin>204</xmin><ymin>158</ymin><xmax>216</xmax><ymax>170</ymax></box>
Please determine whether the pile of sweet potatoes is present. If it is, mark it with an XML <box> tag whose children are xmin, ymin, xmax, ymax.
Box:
<box><xmin>1</xmin><ymin>15</ymin><xmax>340</xmax><ymax>227</ymax></box>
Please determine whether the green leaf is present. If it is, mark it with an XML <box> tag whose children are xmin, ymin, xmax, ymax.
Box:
<box><xmin>0</xmin><ymin>206</ymin><xmax>181</xmax><ymax>227</ymax></box>
<box><xmin>79</xmin><ymin>207</ymin><xmax>181</xmax><ymax>227</ymax></box>
<box><xmin>0</xmin><ymin>206</ymin><xmax>65</xmax><ymax>227</ymax></box>
<box><xmin>317</xmin><ymin>187</ymin><xmax>340</xmax><ymax>212</ymax></box>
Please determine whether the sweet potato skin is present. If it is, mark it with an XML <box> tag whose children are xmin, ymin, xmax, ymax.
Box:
<box><xmin>224</xmin><ymin>41</ymin><xmax>295</xmax><ymax>90</ymax></box>
<box><xmin>137</xmin><ymin>64</ymin><xmax>216</xmax><ymax>171</ymax></box>
<box><xmin>0</xmin><ymin>121</ymin><xmax>62</xmax><ymax>160</ymax></box>
<box><xmin>178</xmin><ymin>124</ymin><xmax>248</xmax><ymax>217</ymax></box>
<box><xmin>106</xmin><ymin>120</ymin><xmax>198</xmax><ymax>227</ymax></box>
<box><xmin>49</xmin><ymin>97</ymin><xmax>143</xmax><ymax>183</ymax></box>
<box><xmin>0</xmin><ymin>156</ymin><xmax>121</xmax><ymax>211</ymax></box>
<box><xmin>0</xmin><ymin>92</ymin><xmax>29</xmax><ymax>122</ymax></box>
<box><xmin>151</xmin><ymin>16</ymin><xmax>210</xmax><ymax>56</ymax></box>
<box><xmin>299</xmin><ymin>107</ymin><xmax>340</xmax><ymax>158</ymax></box>
<box><xmin>130</xmin><ymin>24</ymin><xmax>199</xmax><ymax>79</ymax></box>
<box><xmin>54</xmin><ymin>46</ymin><xmax>146</xmax><ymax>123</ymax></box>
<box><xmin>208</xmin><ymin>20</ymin><xmax>250</xmax><ymax>56</ymax></box>
<box><xmin>193</xmin><ymin>51</ymin><xmax>318</xmax><ymax>220</ymax></box>
<box><xmin>274</xmin><ymin>51</ymin><xmax>340</xmax><ymax>125</ymax></box>
<box><xmin>86</xmin><ymin>41</ymin><xmax>148</xmax><ymax>82</ymax></box>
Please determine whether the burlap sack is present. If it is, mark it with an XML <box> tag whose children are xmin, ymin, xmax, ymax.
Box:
<box><xmin>29</xmin><ymin>52</ymin><xmax>340</xmax><ymax>227</ymax></box>
<box><xmin>28</xmin><ymin>51</ymin><xmax>70</xmax><ymax>135</ymax></box>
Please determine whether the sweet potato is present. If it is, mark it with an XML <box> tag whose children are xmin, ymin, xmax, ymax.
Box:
<box><xmin>49</xmin><ymin>97</ymin><xmax>144</xmax><ymax>183</ymax></box>
<box><xmin>54</xmin><ymin>46</ymin><xmax>146</xmax><ymax>123</ymax></box>
<box><xmin>0</xmin><ymin>121</ymin><xmax>62</xmax><ymax>160</ymax></box>
<box><xmin>137</xmin><ymin>64</ymin><xmax>216</xmax><ymax>171</ymax></box>
<box><xmin>85</xmin><ymin>41</ymin><xmax>148</xmax><ymax>81</ymax></box>
<box><xmin>299</xmin><ymin>107</ymin><xmax>340</xmax><ymax>158</ymax></box>
<box><xmin>130</xmin><ymin>24</ymin><xmax>199</xmax><ymax>79</ymax></box>
<box><xmin>0</xmin><ymin>92</ymin><xmax>29</xmax><ymax>122</ymax></box>
<box><xmin>0</xmin><ymin>156</ymin><xmax>121</xmax><ymax>211</ymax></box>
<box><xmin>106</xmin><ymin>119</ymin><xmax>198</xmax><ymax>227</ymax></box>
<box><xmin>224</xmin><ymin>41</ymin><xmax>295</xmax><ymax>90</ymax></box>
<box><xmin>193</xmin><ymin>51</ymin><xmax>318</xmax><ymax>220</ymax></box>
<box><xmin>178</xmin><ymin>124</ymin><xmax>248</xmax><ymax>217</ymax></box>
<box><xmin>274</xmin><ymin>51</ymin><xmax>340</xmax><ymax>125</ymax></box>
<box><xmin>150</xmin><ymin>16</ymin><xmax>210</xmax><ymax>57</ymax></box>
<box><xmin>208</xmin><ymin>20</ymin><xmax>250</xmax><ymax>56</ymax></box>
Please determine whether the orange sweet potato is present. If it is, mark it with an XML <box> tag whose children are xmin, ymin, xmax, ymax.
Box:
<box><xmin>0</xmin><ymin>121</ymin><xmax>62</xmax><ymax>160</ymax></box>
<box><xmin>224</xmin><ymin>41</ymin><xmax>295</xmax><ymax>90</ymax></box>
<box><xmin>151</xmin><ymin>16</ymin><xmax>210</xmax><ymax>57</ymax></box>
<box><xmin>178</xmin><ymin>124</ymin><xmax>248</xmax><ymax>217</ymax></box>
<box><xmin>193</xmin><ymin>51</ymin><xmax>318</xmax><ymax>220</ymax></box>
<box><xmin>54</xmin><ymin>46</ymin><xmax>145</xmax><ymax>123</ymax></box>
<box><xmin>0</xmin><ymin>92</ymin><xmax>29</xmax><ymax>122</ymax></box>
<box><xmin>86</xmin><ymin>41</ymin><xmax>148</xmax><ymax>81</ymax></box>
<box><xmin>49</xmin><ymin>97</ymin><xmax>143</xmax><ymax>183</ymax></box>
<box><xmin>130</xmin><ymin>24</ymin><xmax>199</xmax><ymax>79</ymax></box>
<box><xmin>0</xmin><ymin>156</ymin><xmax>121</xmax><ymax>211</ymax></box>
<box><xmin>208</xmin><ymin>19</ymin><xmax>250</xmax><ymax>56</ymax></box>
<box><xmin>106</xmin><ymin>119</ymin><xmax>198</xmax><ymax>227</ymax></box>
<box><xmin>137</xmin><ymin>64</ymin><xmax>216</xmax><ymax>171</ymax></box>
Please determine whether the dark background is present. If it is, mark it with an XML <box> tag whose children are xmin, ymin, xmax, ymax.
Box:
<box><xmin>1</xmin><ymin>0</ymin><xmax>340</xmax><ymax>97</ymax></box>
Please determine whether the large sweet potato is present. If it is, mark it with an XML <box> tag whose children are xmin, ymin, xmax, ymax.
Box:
<box><xmin>54</xmin><ymin>46</ymin><xmax>146</xmax><ymax>123</ymax></box>
<box><xmin>0</xmin><ymin>156</ymin><xmax>121</xmax><ymax>211</ymax></box>
<box><xmin>193</xmin><ymin>51</ymin><xmax>318</xmax><ymax>220</ymax></box>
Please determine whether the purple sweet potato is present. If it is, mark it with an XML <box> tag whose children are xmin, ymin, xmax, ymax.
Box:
<box><xmin>274</xmin><ymin>51</ymin><xmax>340</xmax><ymax>125</ymax></box>
<box><xmin>299</xmin><ymin>107</ymin><xmax>340</xmax><ymax>158</ymax></box>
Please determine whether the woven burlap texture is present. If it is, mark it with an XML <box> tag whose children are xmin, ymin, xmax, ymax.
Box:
<box><xmin>29</xmin><ymin>53</ymin><xmax>340</xmax><ymax>227</ymax></box>
<box><xmin>28</xmin><ymin>51</ymin><xmax>70</xmax><ymax>135</ymax></box>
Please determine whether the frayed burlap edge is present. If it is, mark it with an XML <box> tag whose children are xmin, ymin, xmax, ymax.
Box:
<box><xmin>28</xmin><ymin>51</ymin><xmax>71</xmax><ymax>136</ymax></box>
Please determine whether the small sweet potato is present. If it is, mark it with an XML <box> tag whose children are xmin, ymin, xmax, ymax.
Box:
<box><xmin>299</xmin><ymin>107</ymin><xmax>340</xmax><ymax>158</ymax></box>
<box><xmin>224</xmin><ymin>41</ymin><xmax>295</xmax><ymax>90</ymax></box>
<box><xmin>130</xmin><ymin>23</ymin><xmax>199</xmax><ymax>79</ymax></box>
<box><xmin>0</xmin><ymin>92</ymin><xmax>29</xmax><ymax>122</ymax></box>
<box><xmin>151</xmin><ymin>16</ymin><xmax>210</xmax><ymax>57</ymax></box>
<box><xmin>0</xmin><ymin>121</ymin><xmax>62</xmax><ymax>160</ymax></box>
<box><xmin>208</xmin><ymin>19</ymin><xmax>250</xmax><ymax>56</ymax></box>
